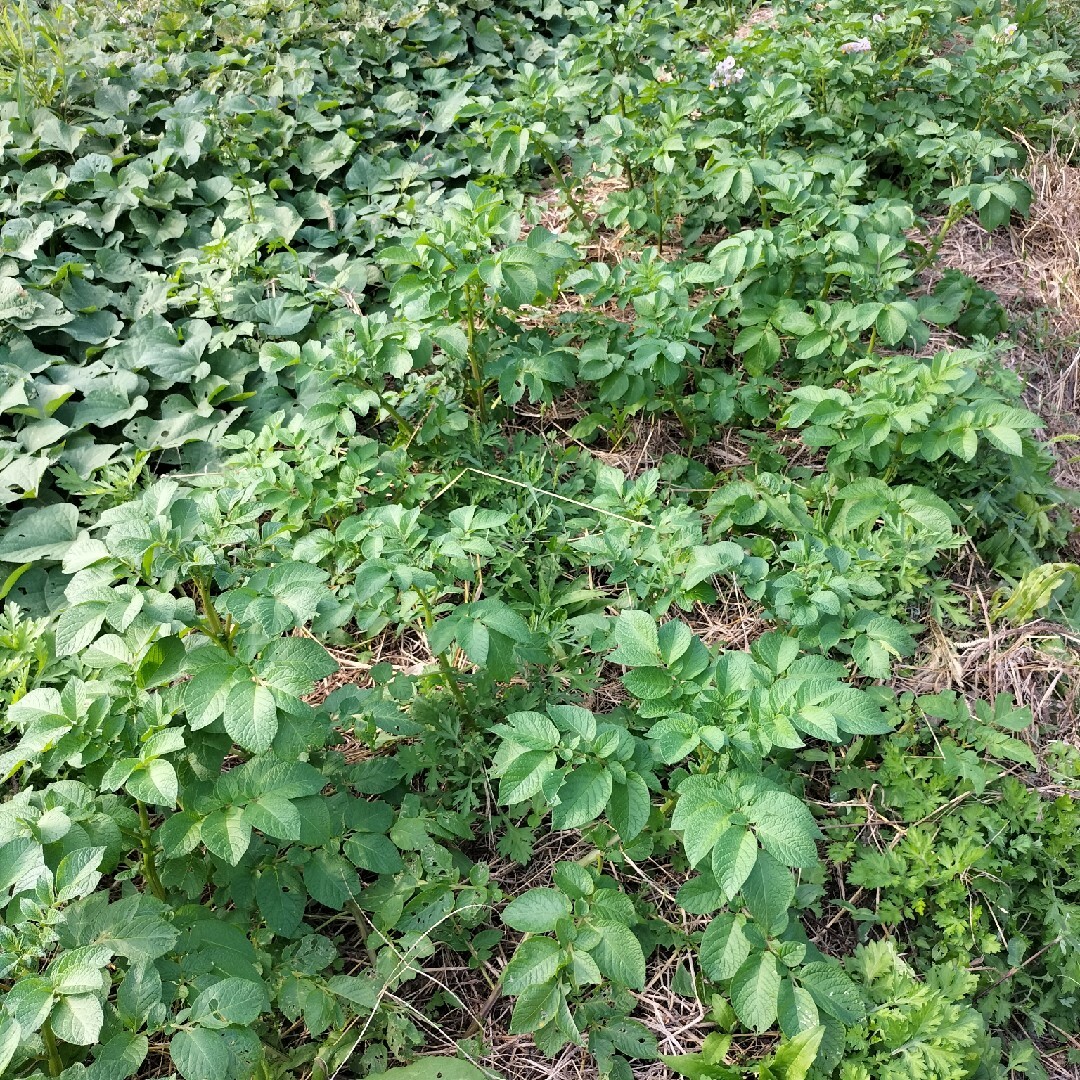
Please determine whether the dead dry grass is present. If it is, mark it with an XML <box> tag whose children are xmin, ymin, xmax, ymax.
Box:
<box><xmin>917</xmin><ymin>141</ymin><xmax>1080</xmax><ymax>493</ymax></box>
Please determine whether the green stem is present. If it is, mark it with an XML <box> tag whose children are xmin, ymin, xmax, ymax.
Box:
<box><xmin>415</xmin><ymin>591</ymin><xmax>469</xmax><ymax>711</ymax></box>
<box><xmin>41</xmin><ymin>1019</ymin><xmax>62</xmax><ymax>1077</ymax></box>
<box><xmin>537</xmin><ymin>143</ymin><xmax>590</xmax><ymax>230</ymax></box>
<box><xmin>194</xmin><ymin>574</ymin><xmax>233</xmax><ymax>655</ymax></box>
<box><xmin>653</xmin><ymin>185</ymin><xmax>664</xmax><ymax>254</ymax></box>
<box><xmin>914</xmin><ymin>201</ymin><xmax>967</xmax><ymax>273</ymax></box>
<box><xmin>368</xmin><ymin>384</ymin><xmax>411</xmax><ymax>438</ymax></box>
<box><xmin>137</xmin><ymin>801</ymin><xmax>166</xmax><ymax>902</ymax></box>
<box><xmin>464</xmin><ymin>286</ymin><xmax>487</xmax><ymax>423</ymax></box>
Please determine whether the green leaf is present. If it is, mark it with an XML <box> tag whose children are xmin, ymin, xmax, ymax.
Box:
<box><xmin>50</xmin><ymin>992</ymin><xmax>104</xmax><ymax>1045</ymax></box>
<box><xmin>796</xmin><ymin>963</ymin><xmax>865</xmax><ymax>1024</ymax></box>
<box><xmin>777</xmin><ymin>979</ymin><xmax>819</xmax><ymax>1037</ymax></box>
<box><xmin>127</xmin><ymin>759</ymin><xmax>178</xmax><ymax>807</ymax></box>
<box><xmin>588</xmin><ymin>921</ymin><xmax>646</xmax><ymax>989</ymax></box>
<box><xmin>700</xmin><ymin>913</ymin><xmax>752</xmax><ymax>981</ymax></box>
<box><xmin>190</xmin><ymin>977</ymin><xmax>269</xmax><ymax>1028</ymax></box>
<box><xmin>607</xmin><ymin>773</ymin><xmax>651</xmax><ymax>842</ymax></box>
<box><xmin>224</xmin><ymin>680</ymin><xmax>278</xmax><ymax>754</ymax></box>
<box><xmin>201</xmin><ymin>807</ymin><xmax>252</xmax><ymax>865</ymax></box>
<box><xmin>344</xmin><ymin>831</ymin><xmax>403</xmax><ymax>874</ymax></box>
<box><xmin>47</xmin><ymin>945</ymin><xmax>112</xmax><ymax>995</ymax></box>
<box><xmin>985</xmin><ymin>424</ymin><xmax>1023</xmax><ymax>455</ymax></box>
<box><xmin>0</xmin><ymin>1018</ymin><xmax>21</xmax><ymax>1076</ymax></box>
<box><xmin>676</xmin><ymin>873</ymin><xmax>726</xmax><ymax>915</ymax></box>
<box><xmin>767</xmin><ymin>1025</ymin><xmax>824</xmax><ymax>1079</ymax></box>
<box><xmin>256</xmin><ymin>636</ymin><xmax>337</xmax><ymax>696</ymax></box>
<box><xmin>510</xmin><ymin>980</ymin><xmax>562</xmax><ymax>1035</ymax></box>
<box><xmin>0</xmin><ymin>503</ymin><xmax>78</xmax><ymax>562</ymax></box>
<box><xmin>303</xmin><ymin>850</ymin><xmax>359</xmax><ymax>908</ymax></box>
<box><xmin>373</xmin><ymin>1061</ymin><xmax>492</xmax><ymax>1080</ymax></box>
<box><xmin>551</xmin><ymin>764</ymin><xmax>612</xmax><ymax>830</ymax></box>
<box><xmin>747</xmin><ymin>791</ymin><xmax>819</xmax><ymax>869</ymax></box>
<box><xmin>117</xmin><ymin>962</ymin><xmax>163</xmax><ymax>1028</ymax></box>
<box><xmin>730</xmin><ymin>952</ymin><xmax>781</xmax><ymax>1032</ymax></box>
<box><xmin>608</xmin><ymin>610</ymin><xmax>661</xmax><ymax>667</ymax></box>
<box><xmin>171</xmin><ymin>1027</ymin><xmax>232</xmax><ymax>1080</ymax></box>
<box><xmin>876</xmin><ymin>303</ymin><xmax>911</xmax><ymax>345</ymax></box>
<box><xmin>711</xmin><ymin>827</ymin><xmax>758</xmax><ymax>897</ymax></box>
<box><xmin>243</xmin><ymin>793</ymin><xmax>301</xmax><ymax>841</ymax></box>
<box><xmin>5</xmin><ymin>976</ymin><xmax>54</xmax><ymax>1031</ymax></box>
<box><xmin>0</xmin><ymin>835</ymin><xmax>47</xmax><ymax>894</ymax></box>
<box><xmin>255</xmin><ymin>866</ymin><xmax>306</xmax><ymax>937</ymax></box>
<box><xmin>498</xmin><ymin>749</ymin><xmax>558</xmax><ymax>805</ymax></box>
<box><xmin>502</xmin><ymin>937</ymin><xmax>564</xmax><ymax>995</ymax></box>
<box><xmin>502</xmin><ymin>888</ymin><xmax>571</xmax><ymax>933</ymax></box>
<box><xmin>684</xmin><ymin>543</ymin><xmax>745</xmax><ymax>589</ymax></box>
<box><xmin>55</xmin><ymin>847</ymin><xmax>104</xmax><ymax>902</ymax></box>
<box><xmin>85</xmin><ymin>1032</ymin><xmax>149</xmax><ymax>1080</ymax></box>
<box><xmin>740</xmin><ymin>851</ymin><xmax>795</xmax><ymax>936</ymax></box>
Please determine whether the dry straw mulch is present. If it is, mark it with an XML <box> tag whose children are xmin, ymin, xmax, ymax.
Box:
<box><xmin>920</xmin><ymin>140</ymin><xmax>1080</xmax><ymax>491</ymax></box>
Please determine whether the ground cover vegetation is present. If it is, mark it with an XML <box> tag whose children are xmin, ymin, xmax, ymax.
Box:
<box><xmin>1</xmin><ymin>0</ymin><xmax>1080</xmax><ymax>1077</ymax></box>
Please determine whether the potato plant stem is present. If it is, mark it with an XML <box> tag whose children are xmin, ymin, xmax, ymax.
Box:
<box><xmin>416</xmin><ymin>590</ymin><xmax>469</xmax><ymax>711</ymax></box>
<box><xmin>41</xmin><ymin>1019</ymin><xmax>62</xmax><ymax>1077</ymax></box>
<box><xmin>137</xmin><ymin>801</ymin><xmax>166</xmax><ymax>902</ymax></box>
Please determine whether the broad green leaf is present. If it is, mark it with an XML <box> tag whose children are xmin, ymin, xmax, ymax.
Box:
<box><xmin>0</xmin><ymin>503</ymin><xmax>78</xmax><ymax>562</ymax></box>
<box><xmin>50</xmin><ymin>992</ymin><xmax>103</xmax><ymax>1045</ymax></box>
<box><xmin>700</xmin><ymin>914</ymin><xmax>752</xmax><ymax>981</ymax></box>
<box><xmin>55</xmin><ymin>602</ymin><xmax>109</xmax><ymax>656</ymax></box>
<box><xmin>711</xmin><ymin>827</ymin><xmax>758</xmax><ymax>897</ymax></box>
<box><xmin>747</xmin><ymin>791</ymin><xmax>820</xmax><ymax>868</ymax></box>
<box><xmin>256</xmin><ymin>637</ymin><xmax>337</xmax><ymax>696</ymax></box>
<box><xmin>684</xmin><ymin>543</ymin><xmax>745</xmax><ymax>589</ymax></box>
<box><xmin>224</xmin><ymin>680</ymin><xmax>278</xmax><ymax>754</ymax></box>
<box><xmin>117</xmin><ymin>962</ymin><xmax>163</xmax><ymax>1028</ymax></box>
<box><xmin>190</xmin><ymin>977</ymin><xmax>269</xmax><ymax>1028</ymax></box>
<box><xmin>303</xmin><ymin>850</ymin><xmax>359</xmax><ymax>908</ymax></box>
<box><xmin>676</xmin><ymin>873</ymin><xmax>726</xmax><ymax>915</ymax></box>
<box><xmin>255</xmin><ymin>866</ymin><xmax>306</xmax><ymax>937</ymax></box>
<box><xmin>171</xmin><ymin>1027</ymin><xmax>232</xmax><ymax>1080</ymax></box>
<box><xmin>730</xmin><ymin>952</ymin><xmax>781</xmax><ymax>1032</ymax></box>
<box><xmin>796</xmin><ymin>963</ymin><xmax>865</xmax><ymax>1024</ymax></box>
<box><xmin>607</xmin><ymin>772</ymin><xmax>651</xmax><ymax>842</ymax></box>
<box><xmin>47</xmin><ymin>945</ymin><xmax>112</xmax><ymax>995</ymax></box>
<box><xmin>985</xmin><ymin>424</ymin><xmax>1023</xmax><ymax>455</ymax></box>
<box><xmin>509</xmin><ymin>981</ymin><xmax>562</xmax><ymax>1035</ymax></box>
<box><xmin>607</xmin><ymin>610</ymin><xmax>661</xmax><ymax>667</ymax></box>
<box><xmin>502</xmin><ymin>888</ymin><xmax>571</xmax><ymax>933</ymax></box>
<box><xmin>54</xmin><ymin>847</ymin><xmax>104</xmax><ymax>902</ymax></box>
<box><xmin>0</xmin><ymin>835</ymin><xmax>47</xmax><ymax>895</ymax></box>
<box><xmin>767</xmin><ymin>1025</ymin><xmax>824</xmax><ymax>1079</ymax></box>
<box><xmin>777</xmin><ymin>979</ymin><xmax>819</xmax><ymax>1038</ymax></box>
<box><xmin>243</xmin><ymin>793</ymin><xmax>301</xmax><ymax>841</ymax></box>
<box><xmin>5</xmin><ymin>976</ymin><xmax>54</xmax><ymax>1031</ymax></box>
<box><xmin>127</xmin><ymin>759</ymin><xmax>178</xmax><ymax>807</ymax></box>
<box><xmin>502</xmin><ymin>937</ymin><xmax>564</xmax><ymax>995</ymax></box>
<box><xmin>740</xmin><ymin>851</ymin><xmax>795</xmax><ymax>936</ymax></box>
<box><xmin>498</xmin><ymin>749</ymin><xmax>557</xmax><ymax>805</ymax></box>
<box><xmin>201</xmin><ymin>807</ymin><xmax>252</xmax><ymax>865</ymax></box>
<box><xmin>0</xmin><ymin>1018</ymin><xmax>20</xmax><ymax>1075</ymax></box>
<box><xmin>344</xmin><ymin>831</ymin><xmax>403</xmax><ymax>874</ymax></box>
<box><xmin>85</xmin><ymin>1032</ymin><xmax>149</xmax><ymax>1080</ymax></box>
<box><xmin>588</xmin><ymin>921</ymin><xmax>646</xmax><ymax>989</ymax></box>
<box><xmin>551</xmin><ymin>763</ymin><xmax>612</xmax><ymax>830</ymax></box>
